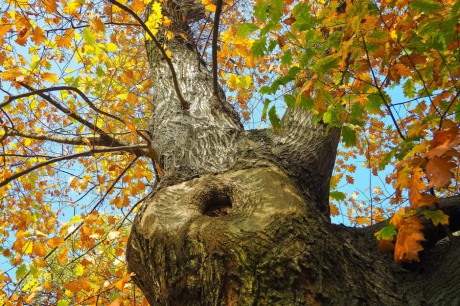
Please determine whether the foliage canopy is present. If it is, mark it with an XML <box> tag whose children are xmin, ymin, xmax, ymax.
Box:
<box><xmin>0</xmin><ymin>0</ymin><xmax>459</xmax><ymax>304</ymax></box>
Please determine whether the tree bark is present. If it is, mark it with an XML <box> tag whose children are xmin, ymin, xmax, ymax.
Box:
<box><xmin>126</xmin><ymin>5</ymin><xmax>460</xmax><ymax>305</ymax></box>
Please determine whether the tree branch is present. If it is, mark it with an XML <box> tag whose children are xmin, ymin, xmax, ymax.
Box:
<box><xmin>361</xmin><ymin>35</ymin><xmax>406</xmax><ymax>140</ymax></box>
<box><xmin>5</xmin><ymin>130</ymin><xmax>109</xmax><ymax>146</ymax></box>
<box><xmin>0</xmin><ymin>145</ymin><xmax>148</xmax><ymax>189</ymax></box>
<box><xmin>212</xmin><ymin>0</ymin><xmax>223</xmax><ymax>97</ymax></box>
<box><xmin>16</xmin><ymin>82</ymin><xmax>127</xmax><ymax>147</ymax></box>
<box><xmin>107</xmin><ymin>0</ymin><xmax>189</xmax><ymax>110</ymax></box>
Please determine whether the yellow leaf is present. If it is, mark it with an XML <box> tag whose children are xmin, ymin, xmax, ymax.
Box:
<box><xmin>22</xmin><ymin>241</ymin><xmax>33</xmax><ymax>255</ymax></box>
<box><xmin>41</xmin><ymin>72</ymin><xmax>59</xmax><ymax>84</ymax></box>
<box><xmin>201</xmin><ymin>0</ymin><xmax>216</xmax><ymax>12</ymax></box>
<box><xmin>0</xmin><ymin>69</ymin><xmax>23</xmax><ymax>81</ymax></box>
<box><xmin>62</xmin><ymin>1</ymin><xmax>82</xmax><ymax>15</ymax></box>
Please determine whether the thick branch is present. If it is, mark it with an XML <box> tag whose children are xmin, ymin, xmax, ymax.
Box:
<box><xmin>108</xmin><ymin>0</ymin><xmax>189</xmax><ymax>110</ymax></box>
<box><xmin>0</xmin><ymin>145</ymin><xmax>148</xmax><ymax>189</ymax></box>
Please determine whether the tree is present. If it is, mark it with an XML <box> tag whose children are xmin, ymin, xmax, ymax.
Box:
<box><xmin>0</xmin><ymin>0</ymin><xmax>459</xmax><ymax>304</ymax></box>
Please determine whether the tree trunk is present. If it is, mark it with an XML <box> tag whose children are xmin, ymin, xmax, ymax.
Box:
<box><xmin>126</xmin><ymin>6</ymin><xmax>460</xmax><ymax>305</ymax></box>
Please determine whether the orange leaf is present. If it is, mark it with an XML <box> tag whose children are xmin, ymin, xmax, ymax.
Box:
<box><xmin>426</xmin><ymin>126</ymin><xmax>460</xmax><ymax>158</ymax></box>
<box><xmin>377</xmin><ymin>239</ymin><xmax>395</xmax><ymax>253</ymax></box>
<box><xmin>32</xmin><ymin>241</ymin><xmax>46</xmax><ymax>257</ymax></box>
<box><xmin>44</xmin><ymin>0</ymin><xmax>58</xmax><ymax>13</ymax></box>
<box><xmin>114</xmin><ymin>272</ymin><xmax>135</xmax><ymax>292</ymax></box>
<box><xmin>47</xmin><ymin>237</ymin><xmax>65</xmax><ymax>248</ymax></box>
<box><xmin>408</xmin><ymin>167</ymin><xmax>436</xmax><ymax>207</ymax></box>
<box><xmin>43</xmin><ymin>281</ymin><xmax>52</xmax><ymax>291</ymax></box>
<box><xmin>425</xmin><ymin>157</ymin><xmax>455</xmax><ymax>188</ymax></box>
<box><xmin>125</xmin><ymin>121</ymin><xmax>138</xmax><ymax>135</ymax></box>
<box><xmin>31</xmin><ymin>27</ymin><xmax>46</xmax><ymax>45</ymax></box>
<box><xmin>90</xmin><ymin>17</ymin><xmax>105</xmax><ymax>32</ymax></box>
<box><xmin>0</xmin><ymin>69</ymin><xmax>23</xmax><ymax>81</ymax></box>
<box><xmin>15</xmin><ymin>27</ymin><xmax>31</xmax><ymax>46</ymax></box>
<box><xmin>57</xmin><ymin>246</ymin><xmax>68</xmax><ymax>264</ymax></box>
<box><xmin>394</xmin><ymin>217</ymin><xmax>425</xmax><ymax>262</ymax></box>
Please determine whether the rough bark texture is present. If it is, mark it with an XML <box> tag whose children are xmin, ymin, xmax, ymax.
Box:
<box><xmin>127</xmin><ymin>4</ymin><xmax>460</xmax><ymax>305</ymax></box>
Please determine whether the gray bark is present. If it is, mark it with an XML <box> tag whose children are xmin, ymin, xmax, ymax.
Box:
<box><xmin>126</xmin><ymin>5</ymin><xmax>460</xmax><ymax>305</ymax></box>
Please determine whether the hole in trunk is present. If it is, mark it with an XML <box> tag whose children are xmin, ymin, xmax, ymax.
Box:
<box><xmin>202</xmin><ymin>191</ymin><xmax>232</xmax><ymax>217</ymax></box>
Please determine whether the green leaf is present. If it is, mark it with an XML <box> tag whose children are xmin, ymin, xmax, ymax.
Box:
<box><xmin>268</xmin><ymin>106</ymin><xmax>281</xmax><ymax>130</ymax></box>
<box><xmin>423</xmin><ymin>210</ymin><xmax>449</xmax><ymax>226</ymax></box>
<box><xmin>281</xmin><ymin>49</ymin><xmax>293</xmax><ymax>65</ymax></box>
<box><xmin>82</xmin><ymin>28</ymin><xmax>96</xmax><ymax>46</ymax></box>
<box><xmin>330</xmin><ymin>191</ymin><xmax>346</xmax><ymax>201</ymax></box>
<box><xmin>366</xmin><ymin>94</ymin><xmax>384</xmax><ymax>114</ymax></box>
<box><xmin>259</xmin><ymin>85</ymin><xmax>273</xmax><ymax>95</ymax></box>
<box><xmin>252</xmin><ymin>36</ymin><xmax>267</xmax><ymax>57</ymax></box>
<box><xmin>16</xmin><ymin>264</ymin><xmax>27</xmax><ymax>279</ymax></box>
<box><xmin>378</xmin><ymin>150</ymin><xmax>395</xmax><ymax>170</ymax></box>
<box><xmin>284</xmin><ymin>94</ymin><xmax>295</xmax><ymax>108</ymax></box>
<box><xmin>341</xmin><ymin>125</ymin><xmax>356</xmax><ymax>147</ymax></box>
<box><xmin>410</xmin><ymin>0</ymin><xmax>442</xmax><ymax>13</ymax></box>
<box><xmin>348</xmin><ymin>102</ymin><xmax>364</xmax><ymax>126</ymax></box>
<box><xmin>254</xmin><ymin>2</ymin><xmax>269</xmax><ymax>22</ymax></box>
<box><xmin>267</xmin><ymin>39</ymin><xmax>278</xmax><ymax>52</ymax></box>
<box><xmin>269</xmin><ymin>0</ymin><xmax>284</xmax><ymax>23</ymax></box>
<box><xmin>261</xmin><ymin>98</ymin><xmax>271</xmax><ymax>122</ymax></box>
<box><xmin>375</xmin><ymin>223</ymin><xmax>397</xmax><ymax>240</ymax></box>
<box><xmin>403</xmin><ymin>78</ymin><xmax>416</xmax><ymax>99</ymax></box>
<box><xmin>237</xmin><ymin>23</ymin><xmax>259</xmax><ymax>37</ymax></box>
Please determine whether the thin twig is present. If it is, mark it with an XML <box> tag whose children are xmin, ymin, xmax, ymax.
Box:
<box><xmin>361</xmin><ymin>35</ymin><xmax>406</xmax><ymax>140</ymax></box>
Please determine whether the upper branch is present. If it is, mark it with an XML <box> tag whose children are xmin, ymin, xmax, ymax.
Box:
<box><xmin>212</xmin><ymin>0</ymin><xmax>223</xmax><ymax>97</ymax></box>
<box><xmin>107</xmin><ymin>0</ymin><xmax>189</xmax><ymax>110</ymax></box>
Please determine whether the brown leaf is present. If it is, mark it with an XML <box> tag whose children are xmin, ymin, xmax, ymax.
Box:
<box><xmin>426</xmin><ymin>157</ymin><xmax>455</xmax><ymax>188</ymax></box>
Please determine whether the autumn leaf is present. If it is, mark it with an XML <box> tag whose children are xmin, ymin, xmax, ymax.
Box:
<box><xmin>423</xmin><ymin>210</ymin><xmax>449</xmax><ymax>226</ymax></box>
<box><xmin>394</xmin><ymin>217</ymin><xmax>425</xmax><ymax>262</ymax></box>
<box><xmin>114</xmin><ymin>272</ymin><xmax>135</xmax><ymax>292</ymax></box>
<box><xmin>57</xmin><ymin>247</ymin><xmax>69</xmax><ymax>264</ymax></box>
<box><xmin>47</xmin><ymin>237</ymin><xmax>65</xmax><ymax>248</ymax></box>
<box><xmin>425</xmin><ymin>157</ymin><xmax>455</xmax><ymax>188</ymax></box>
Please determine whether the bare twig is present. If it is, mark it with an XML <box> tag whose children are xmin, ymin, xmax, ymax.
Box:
<box><xmin>361</xmin><ymin>35</ymin><xmax>406</xmax><ymax>140</ymax></box>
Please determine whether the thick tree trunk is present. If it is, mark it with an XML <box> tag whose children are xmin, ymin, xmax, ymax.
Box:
<box><xmin>126</xmin><ymin>5</ymin><xmax>460</xmax><ymax>305</ymax></box>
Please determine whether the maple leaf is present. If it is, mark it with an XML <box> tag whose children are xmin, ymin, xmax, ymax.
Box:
<box><xmin>31</xmin><ymin>27</ymin><xmax>46</xmax><ymax>45</ymax></box>
<box><xmin>394</xmin><ymin>217</ymin><xmax>425</xmax><ymax>262</ymax></box>
<box><xmin>425</xmin><ymin>157</ymin><xmax>455</xmax><ymax>188</ymax></box>
<box><xmin>426</xmin><ymin>126</ymin><xmax>460</xmax><ymax>158</ymax></box>
<box><xmin>15</xmin><ymin>27</ymin><xmax>31</xmax><ymax>46</ymax></box>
